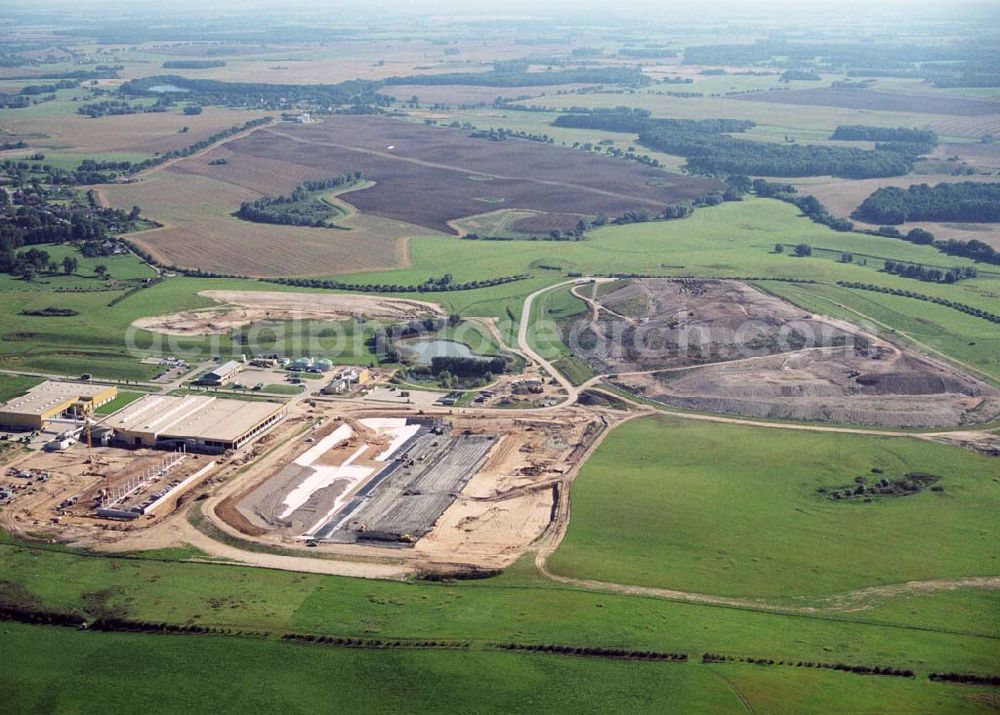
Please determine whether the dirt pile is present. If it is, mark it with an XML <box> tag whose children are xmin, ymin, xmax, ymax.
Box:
<box><xmin>578</xmin><ymin>279</ymin><xmax>999</xmax><ymax>428</ymax></box>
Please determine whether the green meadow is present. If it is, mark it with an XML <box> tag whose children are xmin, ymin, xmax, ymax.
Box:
<box><xmin>549</xmin><ymin>416</ymin><xmax>1000</xmax><ymax>598</ymax></box>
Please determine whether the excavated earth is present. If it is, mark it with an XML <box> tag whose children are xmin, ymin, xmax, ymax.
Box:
<box><xmin>573</xmin><ymin>278</ymin><xmax>1000</xmax><ymax>428</ymax></box>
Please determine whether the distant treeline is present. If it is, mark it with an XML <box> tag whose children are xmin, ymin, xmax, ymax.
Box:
<box><xmin>19</xmin><ymin>80</ymin><xmax>78</xmax><ymax>95</ymax></box>
<box><xmin>554</xmin><ymin>107</ymin><xmax>753</xmax><ymax>135</ymax></box>
<box><xmin>681</xmin><ymin>39</ymin><xmax>995</xmax><ymax>71</ymax></box>
<box><xmin>618</xmin><ymin>48</ymin><xmax>679</xmax><ymax>59</ymax></box>
<box><xmin>77</xmin><ymin>99</ymin><xmax>171</xmax><ymax>118</ymax></box>
<box><xmin>236</xmin><ymin>172</ymin><xmax>361</xmax><ymax>227</ymax></box>
<box><xmin>121</xmin><ymin>75</ymin><xmax>389</xmax><ymax>112</ymax></box>
<box><xmin>266</xmin><ymin>273</ymin><xmax>530</xmax><ymax>293</ymax></box>
<box><xmin>383</xmin><ymin>66</ymin><xmax>651</xmax><ymax>88</ymax></box>
<box><xmin>552</xmin><ymin>108</ymin><xmax>913</xmax><ymax>178</ymax></box>
<box><xmin>855</xmin><ymin>182</ymin><xmax>1000</xmax><ymax>224</ymax></box>
<box><xmin>162</xmin><ymin>60</ymin><xmax>226</xmax><ymax>69</ymax></box>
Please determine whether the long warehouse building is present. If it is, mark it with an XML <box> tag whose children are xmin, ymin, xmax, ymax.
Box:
<box><xmin>102</xmin><ymin>394</ymin><xmax>286</xmax><ymax>453</ymax></box>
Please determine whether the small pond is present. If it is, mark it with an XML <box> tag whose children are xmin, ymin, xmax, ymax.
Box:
<box><xmin>401</xmin><ymin>339</ymin><xmax>492</xmax><ymax>365</ymax></box>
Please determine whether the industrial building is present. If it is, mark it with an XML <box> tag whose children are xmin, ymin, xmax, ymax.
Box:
<box><xmin>0</xmin><ymin>381</ymin><xmax>118</xmax><ymax>431</ymax></box>
<box><xmin>197</xmin><ymin>360</ymin><xmax>244</xmax><ymax>386</ymax></box>
<box><xmin>322</xmin><ymin>367</ymin><xmax>372</xmax><ymax>395</ymax></box>
<box><xmin>102</xmin><ymin>394</ymin><xmax>286</xmax><ymax>453</ymax></box>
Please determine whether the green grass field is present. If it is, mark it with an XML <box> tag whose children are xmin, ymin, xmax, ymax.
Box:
<box><xmin>549</xmin><ymin>416</ymin><xmax>1000</xmax><ymax>598</ymax></box>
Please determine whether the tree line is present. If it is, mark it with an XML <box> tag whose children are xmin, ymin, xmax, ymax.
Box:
<box><xmin>881</xmin><ymin>260</ymin><xmax>977</xmax><ymax>284</ymax></box>
<box><xmin>266</xmin><ymin>273</ymin><xmax>530</xmax><ymax>294</ymax></box>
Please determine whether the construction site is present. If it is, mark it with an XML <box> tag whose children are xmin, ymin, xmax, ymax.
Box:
<box><xmin>214</xmin><ymin>408</ymin><xmax>606</xmax><ymax>568</ymax></box>
<box><xmin>0</xmin><ymin>445</ymin><xmax>218</xmax><ymax>540</ymax></box>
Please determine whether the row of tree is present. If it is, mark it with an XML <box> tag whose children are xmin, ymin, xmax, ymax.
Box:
<box><xmin>882</xmin><ymin>260</ymin><xmax>977</xmax><ymax>284</ymax></box>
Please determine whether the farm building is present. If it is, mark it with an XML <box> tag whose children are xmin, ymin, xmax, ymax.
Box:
<box><xmin>0</xmin><ymin>381</ymin><xmax>118</xmax><ymax>431</ymax></box>
<box><xmin>102</xmin><ymin>394</ymin><xmax>286</xmax><ymax>453</ymax></box>
<box><xmin>197</xmin><ymin>360</ymin><xmax>244</xmax><ymax>386</ymax></box>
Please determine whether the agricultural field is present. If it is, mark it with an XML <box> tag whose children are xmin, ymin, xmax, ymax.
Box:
<box><xmin>728</xmin><ymin>87</ymin><xmax>1000</xmax><ymax>117</ymax></box>
<box><xmin>218</xmin><ymin>116</ymin><xmax>720</xmax><ymax>233</ymax></box>
<box><xmin>100</xmin><ymin>169</ymin><xmax>430</xmax><ymax>276</ymax></box>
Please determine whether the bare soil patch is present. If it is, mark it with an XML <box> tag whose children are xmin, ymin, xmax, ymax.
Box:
<box><xmin>576</xmin><ymin>278</ymin><xmax>1000</xmax><ymax>428</ymax></box>
<box><xmin>133</xmin><ymin>289</ymin><xmax>443</xmax><ymax>336</ymax></box>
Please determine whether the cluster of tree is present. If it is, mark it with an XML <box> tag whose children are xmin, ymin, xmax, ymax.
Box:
<box><xmin>267</xmin><ymin>273</ymin><xmax>530</xmax><ymax>294</ymax></box>
<box><xmin>701</xmin><ymin>652</ymin><xmax>915</xmax><ymax>678</ymax></box>
<box><xmin>553</xmin><ymin>109</ymin><xmax>912</xmax><ymax>178</ymax></box>
<box><xmin>935</xmin><ymin>237</ymin><xmax>999</xmax><ymax>266</ymax></box>
<box><xmin>19</xmin><ymin>80</ymin><xmax>78</xmax><ymax>95</ymax></box>
<box><xmin>854</xmin><ymin>182</ymin><xmax>1000</xmax><ymax>224</ymax></box>
<box><xmin>162</xmin><ymin>60</ymin><xmax>226</xmax><ymax>69</ymax></box>
<box><xmin>20</xmin><ymin>306</ymin><xmax>79</xmax><ymax>317</ymax></box>
<box><xmin>780</xmin><ymin>69</ymin><xmax>821</xmax><ymax>81</ymax></box>
<box><xmin>553</xmin><ymin>107</ymin><xmax>754</xmax><ymax>136</ymax></box>
<box><xmin>928</xmin><ymin>673</ymin><xmax>1000</xmax><ymax>686</ymax></box>
<box><xmin>120</xmin><ymin>75</ymin><xmax>389</xmax><ymax>112</ymax></box>
<box><xmin>430</xmin><ymin>355</ymin><xmax>508</xmax><ymax>378</ymax></box>
<box><xmin>0</xmin><ymin>95</ymin><xmax>35</xmax><ymax>109</ymax></box>
<box><xmin>468</xmin><ymin>127</ymin><xmax>553</xmax><ymax>143</ymax></box>
<box><xmin>496</xmin><ymin>642</ymin><xmax>688</xmax><ymax>661</ymax></box>
<box><xmin>383</xmin><ymin>66</ymin><xmax>651</xmax><ymax>88</ymax></box>
<box><xmin>0</xmin><ymin>140</ymin><xmax>28</xmax><ymax>151</ymax></box>
<box><xmin>661</xmin><ymin>131</ymin><xmax>912</xmax><ymax>178</ymax></box>
<box><xmin>618</xmin><ymin>47</ymin><xmax>679</xmax><ymax>59</ymax></box>
<box><xmin>0</xmin><ymin>158</ymin><xmax>117</xmax><ymax>185</ymax></box>
<box><xmin>836</xmin><ymin>281</ymin><xmax>1000</xmax><ymax>325</ymax></box>
<box><xmin>77</xmin><ymin>99</ymin><xmax>171</xmax><ymax>118</ymax></box>
<box><xmin>236</xmin><ymin>172</ymin><xmax>361</xmax><ymax>227</ymax></box>
<box><xmin>882</xmin><ymin>260</ymin><xmax>977</xmax><ymax>284</ymax></box>
<box><xmin>832</xmin><ymin>125</ymin><xmax>937</xmax><ymax>144</ymax></box>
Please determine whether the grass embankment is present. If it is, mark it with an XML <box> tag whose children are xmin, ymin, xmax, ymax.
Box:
<box><xmin>93</xmin><ymin>390</ymin><xmax>146</xmax><ymax>414</ymax></box>
<box><xmin>0</xmin><ymin>375</ymin><xmax>44</xmax><ymax>402</ymax></box>
<box><xmin>549</xmin><ymin>416</ymin><xmax>1000</xmax><ymax>599</ymax></box>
